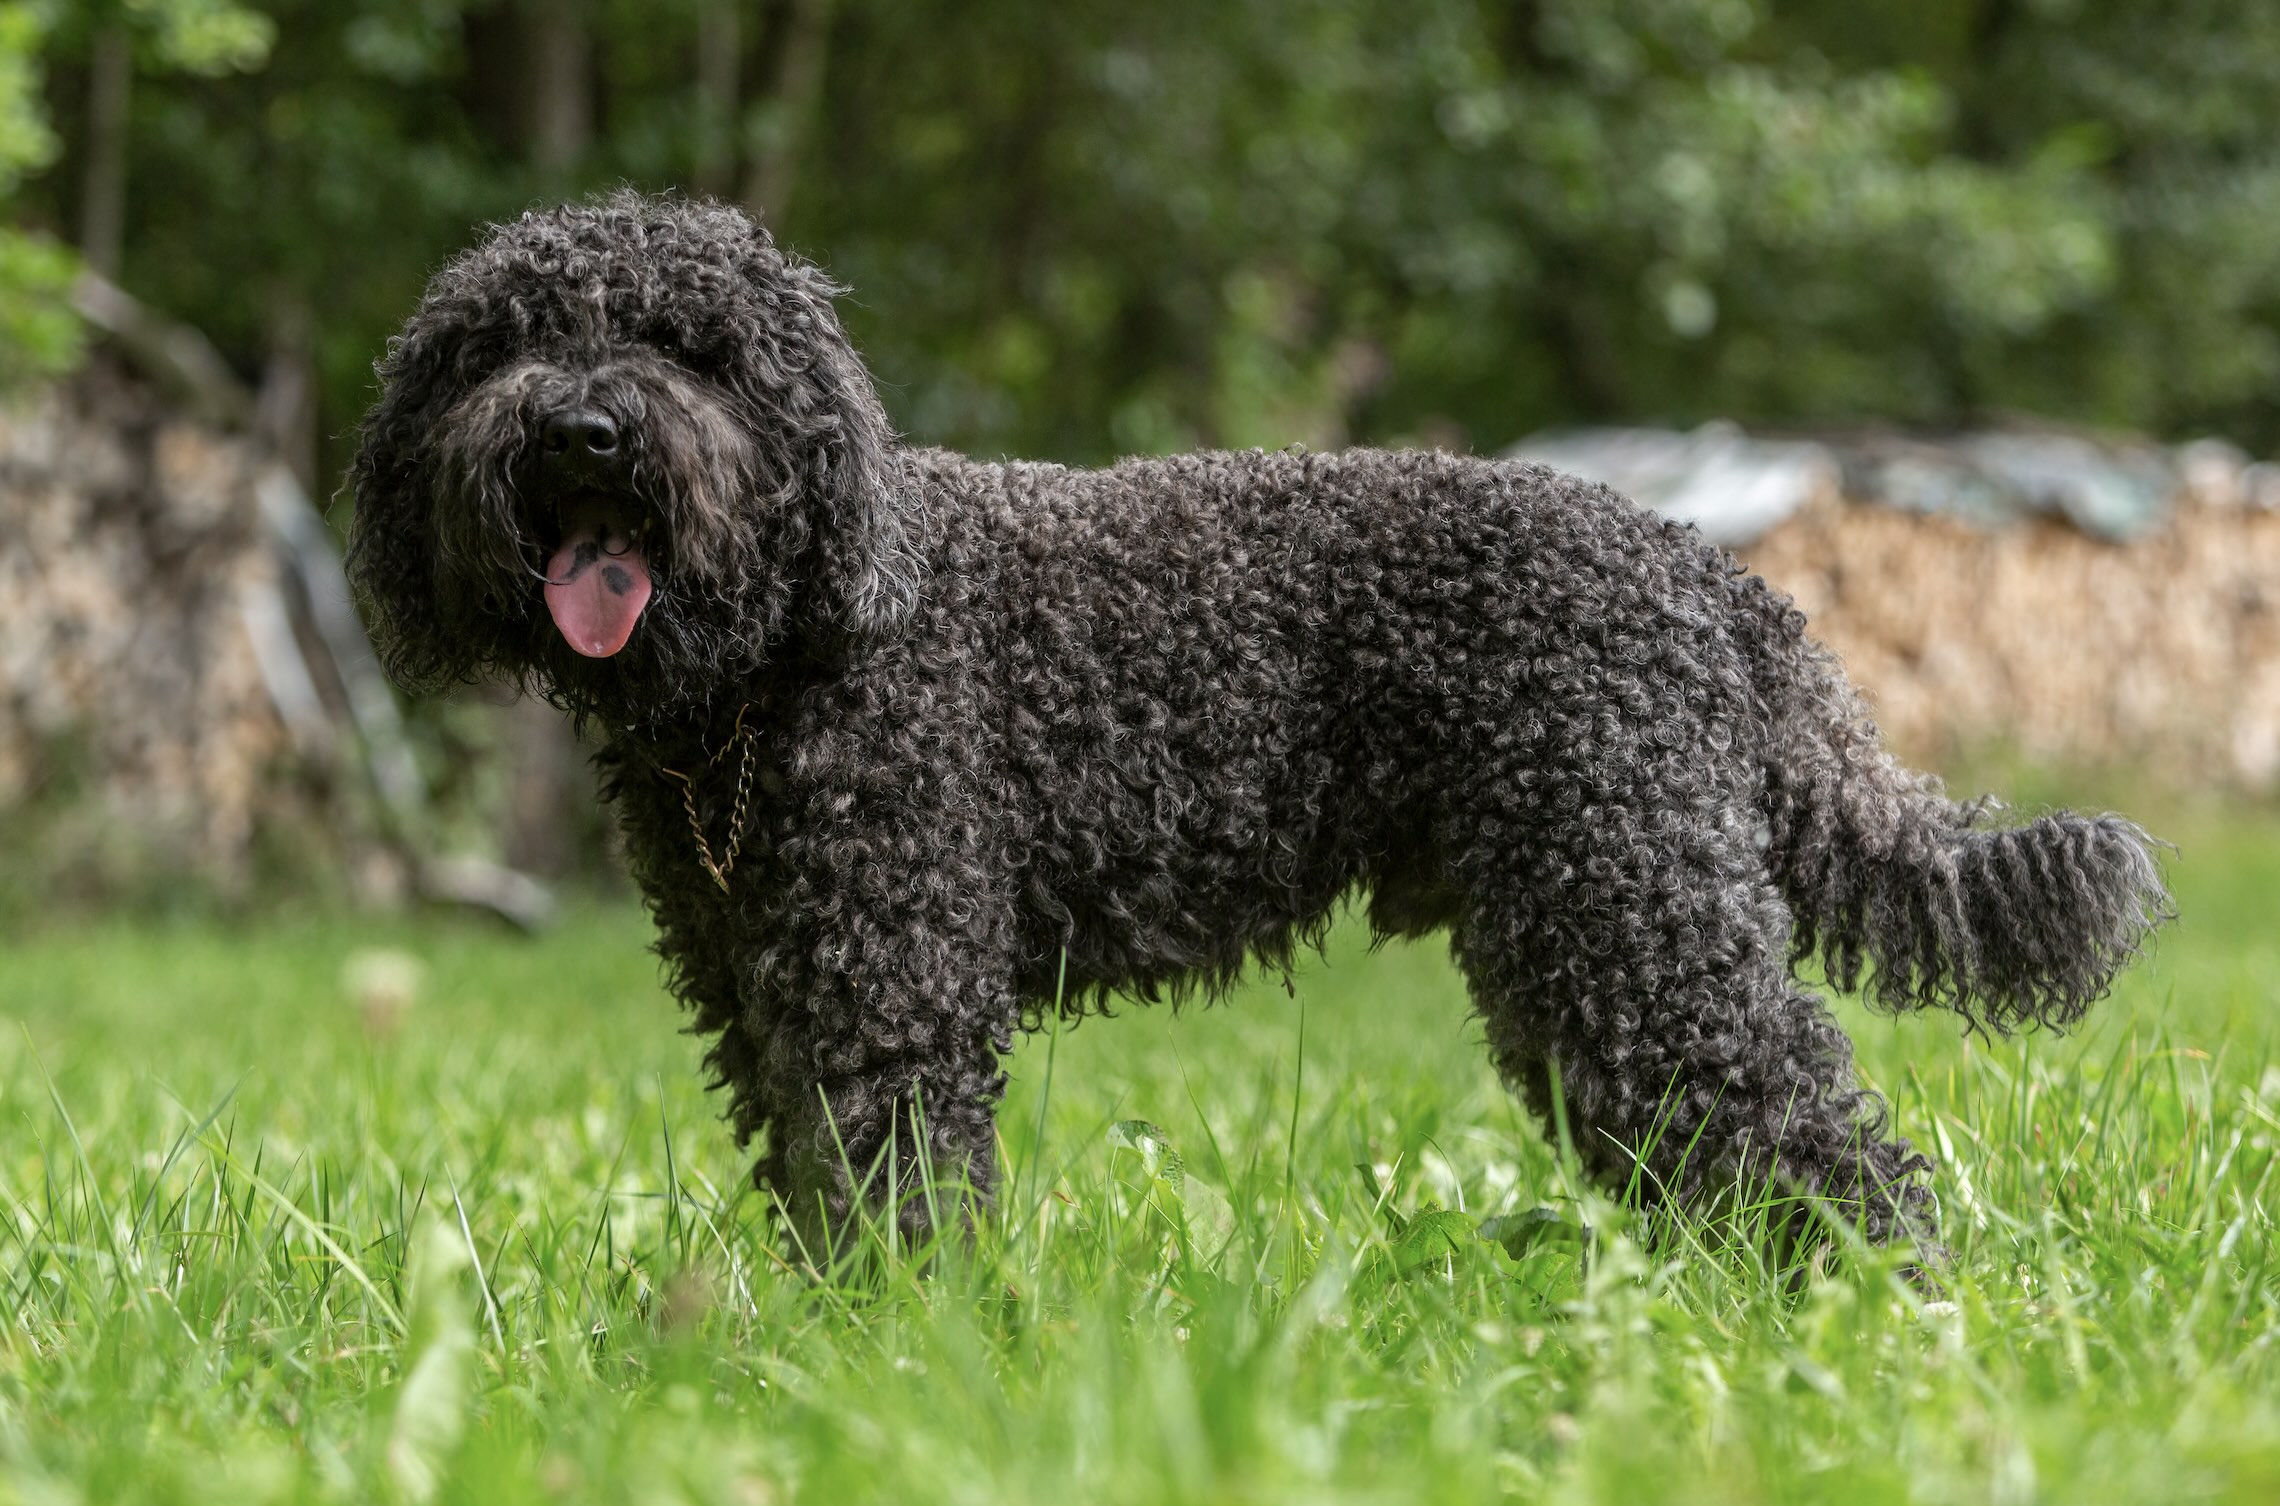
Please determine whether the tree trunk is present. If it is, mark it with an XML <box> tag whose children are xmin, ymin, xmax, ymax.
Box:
<box><xmin>79</xmin><ymin>26</ymin><xmax>132</xmax><ymax>280</ymax></box>
<box><xmin>743</xmin><ymin>0</ymin><xmax>837</xmax><ymax>222</ymax></box>
<box><xmin>693</xmin><ymin>1</ymin><xmax>742</xmax><ymax>197</ymax></box>
<box><xmin>525</xmin><ymin>0</ymin><xmax>593</xmax><ymax>179</ymax></box>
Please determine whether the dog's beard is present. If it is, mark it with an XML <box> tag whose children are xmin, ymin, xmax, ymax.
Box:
<box><xmin>422</xmin><ymin>353</ymin><xmax>784</xmax><ymax>711</ymax></box>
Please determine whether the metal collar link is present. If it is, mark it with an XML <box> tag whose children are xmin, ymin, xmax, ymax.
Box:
<box><xmin>659</xmin><ymin>703</ymin><xmax>761</xmax><ymax>893</ymax></box>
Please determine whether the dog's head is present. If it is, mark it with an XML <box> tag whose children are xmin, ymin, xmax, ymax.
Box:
<box><xmin>345</xmin><ymin>192</ymin><xmax>916</xmax><ymax>716</ymax></box>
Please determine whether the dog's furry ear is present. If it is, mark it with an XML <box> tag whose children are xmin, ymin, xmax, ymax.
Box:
<box><xmin>727</xmin><ymin>232</ymin><xmax>920</xmax><ymax>648</ymax></box>
<box><xmin>342</xmin><ymin>297</ymin><xmax>484</xmax><ymax>693</ymax></box>
<box><xmin>804</xmin><ymin>312</ymin><xmax>920</xmax><ymax>646</ymax></box>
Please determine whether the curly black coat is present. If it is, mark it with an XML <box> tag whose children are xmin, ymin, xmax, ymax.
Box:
<box><xmin>348</xmin><ymin>194</ymin><xmax>2168</xmax><ymax>1249</ymax></box>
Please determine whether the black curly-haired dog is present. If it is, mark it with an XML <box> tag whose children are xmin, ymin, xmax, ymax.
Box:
<box><xmin>347</xmin><ymin>193</ymin><xmax>2168</xmax><ymax>1252</ymax></box>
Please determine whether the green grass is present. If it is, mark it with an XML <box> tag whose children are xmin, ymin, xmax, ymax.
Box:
<box><xmin>2</xmin><ymin>795</ymin><xmax>2276</xmax><ymax>1505</ymax></box>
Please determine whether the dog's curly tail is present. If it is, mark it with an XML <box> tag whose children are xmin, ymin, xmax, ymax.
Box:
<box><xmin>1736</xmin><ymin>573</ymin><xmax>2171</xmax><ymax>1033</ymax></box>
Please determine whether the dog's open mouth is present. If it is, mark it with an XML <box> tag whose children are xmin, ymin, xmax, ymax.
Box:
<box><xmin>543</xmin><ymin>496</ymin><xmax>654</xmax><ymax>658</ymax></box>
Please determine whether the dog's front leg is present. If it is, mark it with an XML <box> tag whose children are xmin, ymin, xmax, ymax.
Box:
<box><xmin>744</xmin><ymin>845</ymin><xmax>1022</xmax><ymax>1258</ymax></box>
<box><xmin>758</xmin><ymin>1008</ymin><xmax>1014</xmax><ymax>1258</ymax></box>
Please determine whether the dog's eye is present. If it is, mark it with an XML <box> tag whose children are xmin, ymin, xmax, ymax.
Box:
<box><xmin>665</xmin><ymin>348</ymin><xmax>728</xmax><ymax>383</ymax></box>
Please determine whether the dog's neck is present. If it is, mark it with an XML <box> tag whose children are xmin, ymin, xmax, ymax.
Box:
<box><xmin>593</xmin><ymin>674</ymin><xmax>800</xmax><ymax>768</ymax></box>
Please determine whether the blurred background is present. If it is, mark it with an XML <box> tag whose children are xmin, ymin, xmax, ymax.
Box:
<box><xmin>2</xmin><ymin>0</ymin><xmax>2276</xmax><ymax>926</ymax></box>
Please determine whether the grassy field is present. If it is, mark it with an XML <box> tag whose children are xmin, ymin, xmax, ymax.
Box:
<box><xmin>2</xmin><ymin>791</ymin><xmax>2276</xmax><ymax>1504</ymax></box>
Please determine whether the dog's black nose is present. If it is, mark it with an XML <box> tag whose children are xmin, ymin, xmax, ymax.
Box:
<box><xmin>539</xmin><ymin>408</ymin><xmax>619</xmax><ymax>461</ymax></box>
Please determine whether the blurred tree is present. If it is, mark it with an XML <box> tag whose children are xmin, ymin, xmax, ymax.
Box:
<box><xmin>1931</xmin><ymin>0</ymin><xmax>2280</xmax><ymax>445</ymax></box>
<box><xmin>7</xmin><ymin>0</ymin><xmax>2280</xmax><ymax>476</ymax></box>
<box><xmin>0</xmin><ymin>2</ymin><xmax>83</xmax><ymax>380</ymax></box>
<box><xmin>790</xmin><ymin>0</ymin><xmax>2119</xmax><ymax>453</ymax></box>
<box><xmin>1</xmin><ymin>0</ymin><xmax>272</xmax><ymax>383</ymax></box>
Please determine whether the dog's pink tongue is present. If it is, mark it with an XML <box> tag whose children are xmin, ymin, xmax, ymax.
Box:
<box><xmin>543</xmin><ymin>523</ymin><xmax>653</xmax><ymax>658</ymax></box>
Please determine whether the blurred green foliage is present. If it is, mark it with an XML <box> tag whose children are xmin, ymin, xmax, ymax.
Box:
<box><xmin>0</xmin><ymin>0</ymin><xmax>274</xmax><ymax>378</ymax></box>
<box><xmin>0</xmin><ymin>1</ymin><xmax>78</xmax><ymax>379</ymax></box>
<box><xmin>5</xmin><ymin>0</ymin><xmax>2280</xmax><ymax>475</ymax></box>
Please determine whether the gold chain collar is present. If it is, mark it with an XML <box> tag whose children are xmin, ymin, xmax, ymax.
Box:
<box><xmin>658</xmin><ymin>703</ymin><xmax>761</xmax><ymax>893</ymax></box>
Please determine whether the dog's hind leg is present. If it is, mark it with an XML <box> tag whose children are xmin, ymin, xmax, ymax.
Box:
<box><xmin>1450</xmin><ymin>791</ymin><xmax>1935</xmax><ymax>1249</ymax></box>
